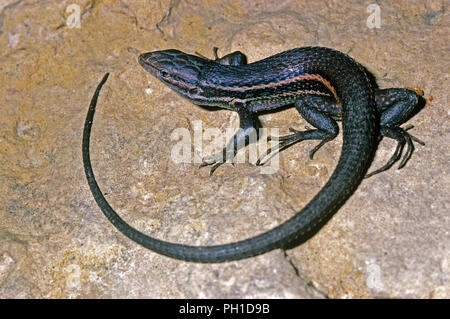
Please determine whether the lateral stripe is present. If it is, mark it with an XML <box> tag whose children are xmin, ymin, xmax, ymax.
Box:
<box><xmin>205</xmin><ymin>73</ymin><xmax>338</xmax><ymax>100</ymax></box>
<box><xmin>227</xmin><ymin>89</ymin><xmax>330</xmax><ymax>105</ymax></box>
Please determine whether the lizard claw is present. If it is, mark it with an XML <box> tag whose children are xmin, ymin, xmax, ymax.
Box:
<box><xmin>364</xmin><ymin>125</ymin><xmax>425</xmax><ymax>178</ymax></box>
<box><xmin>200</xmin><ymin>150</ymin><xmax>227</xmax><ymax>175</ymax></box>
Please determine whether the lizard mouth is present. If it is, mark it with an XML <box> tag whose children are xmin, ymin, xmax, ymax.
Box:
<box><xmin>138</xmin><ymin>52</ymin><xmax>159</xmax><ymax>76</ymax></box>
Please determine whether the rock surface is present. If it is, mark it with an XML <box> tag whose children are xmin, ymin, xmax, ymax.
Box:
<box><xmin>0</xmin><ymin>0</ymin><xmax>448</xmax><ymax>298</ymax></box>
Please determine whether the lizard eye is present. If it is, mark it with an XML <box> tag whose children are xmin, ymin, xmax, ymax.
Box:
<box><xmin>159</xmin><ymin>71</ymin><xmax>169</xmax><ymax>78</ymax></box>
<box><xmin>188</xmin><ymin>88</ymin><xmax>199</xmax><ymax>95</ymax></box>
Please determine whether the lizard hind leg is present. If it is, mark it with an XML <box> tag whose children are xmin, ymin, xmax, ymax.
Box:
<box><xmin>365</xmin><ymin>88</ymin><xmax>425</xmax><ymax>178</ymax></box>
<box><xmin>256</xmin><ymin>95</ymin><xmax>340</xmax><ymax>165</ymax></box>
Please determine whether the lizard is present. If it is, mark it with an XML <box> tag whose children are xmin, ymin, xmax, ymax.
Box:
<box><xmin>82</xmin><ymin>46</ymin><xmax>423</xmax><ymax>262</ymax></box>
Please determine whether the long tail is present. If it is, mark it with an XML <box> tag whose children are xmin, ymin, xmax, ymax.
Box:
<box><xmin>83</xmin><ymin>49</ymin><xmax>377</xmax><ymax>262</ymax></box>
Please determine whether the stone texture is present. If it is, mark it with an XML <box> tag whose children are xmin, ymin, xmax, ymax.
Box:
<box><xmin>0</xmin><ymin>0</ymin><xmax>448</xmax><ymax>298</ymax></box>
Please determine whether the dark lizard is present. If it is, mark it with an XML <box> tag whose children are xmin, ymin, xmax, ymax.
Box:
<box><xmin>82</xmin><ymin>46</ymin><xmax>423</xmax><ymax>262</ymax></box>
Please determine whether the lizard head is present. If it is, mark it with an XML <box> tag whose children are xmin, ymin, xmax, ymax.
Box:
<box><xmin>139</xmin><ymin>49</ymin><xmax>210</xmax><ymax>103</ymax></box>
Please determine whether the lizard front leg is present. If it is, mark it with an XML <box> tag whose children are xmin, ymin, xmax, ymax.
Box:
<box><xmin>201</xmin><ymin>106</ymin><xmax>258</xmax><ymax>174</ymax></box>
